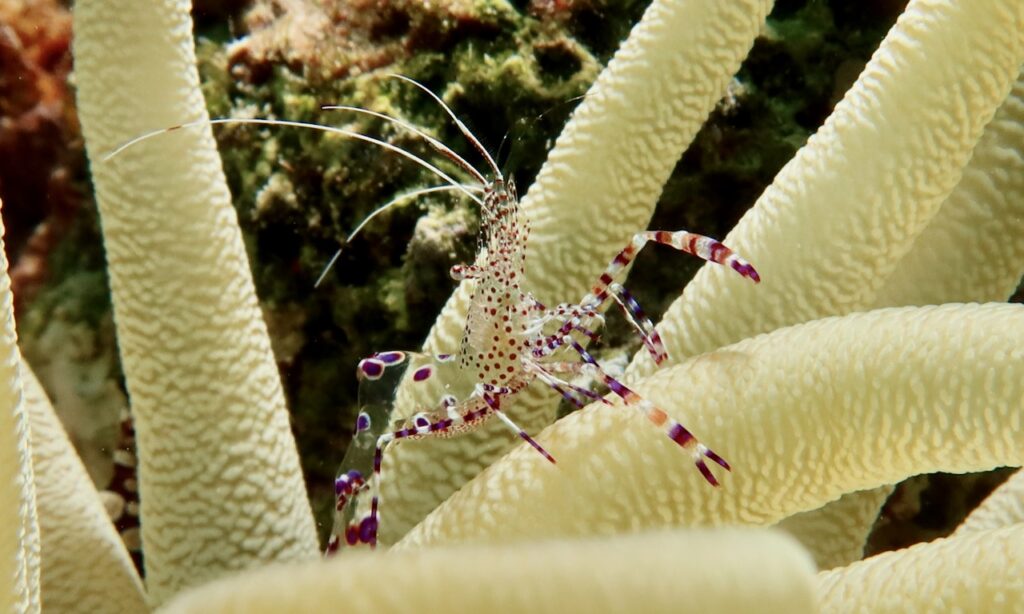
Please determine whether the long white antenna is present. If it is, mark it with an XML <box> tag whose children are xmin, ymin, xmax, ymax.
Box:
<box><xmin>313</xmin><ymin>184</ymin><xmax>483</xmax><ymax>288</ymax></box>
<box><xmin>388</xmin><ymin>74</ymin><xmax>502</xmax><ymax>179</ymax></box>
<box><xmin>322</xmin><ymin>105</ymin><xmax>486</xmax><ymax>185</ymax></box>
<box><xmin>103</xmin><ymin>117</ymin><xmax>484</xmax><ymax>206</ymax></box>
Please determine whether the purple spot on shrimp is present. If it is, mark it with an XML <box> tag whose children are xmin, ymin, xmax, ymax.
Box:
<box><xmin>358</xmin><ymin>358</ymin><xmax>385</xmax><ymax>380</ymax></box>
<box><xmin>376</xmin><ymin>351</ymin><xmax>405</xmax><ymax>365</ymax></box>
<box><xmin>347</xmin><ymin>469</ymin><xmax>363</xmax><ymax>482</ymax></box>
<box><xmin>606</xmin><ymin>378</ymin><xmax>628</xmax><ymax>396</ymax></box>
<box><xmin>413</xmin><ymin>366</ymin><xmax>433</xmax><ymax>382</ymax></box>
<box><xmin>731</xmin><ymin>261</ymin><xmax>760</xmax><ymax>283</ymax></box>
<box><xmin>414</xmin><ymin>415</ymin><xmax>430</xmax><ymax>428</ymax></box>
<box><xmin>355</xmin><ymin>412</ymin><xmax>371</xmax><ymax>432</ymax></box>
<box><xmin>358</xmin><ymin>516</ymin><xmax>378</xmax><ymax>544</ymax></box>
<box><xmin>345</xmin><ymin>525</ymin><xmax>359</xmax><ymax>546</ymax></box>
<box><xmin>437</xmin><ymin>353</ymin><xmax>453</xmax><ymax>362</ymax></box>
<box><xmin>667</xmin><ymin>423</ymin><xmax>694</xmax><ymax>447</ymax></box>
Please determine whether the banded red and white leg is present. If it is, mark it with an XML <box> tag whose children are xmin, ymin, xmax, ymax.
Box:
<box><xmin>558</xmin><ymin>335</ymin><xmax>730</xmax><ymax>486</ymax></box>
<box><xmin>578</xmin><ymin>230</ymin><xmax>760</xmax><ymax>361</ymax></box>
<box><xmin>523</xmin><ymin>359</ymin><xmax>611</xmax><ymax>409</ymax></box>
<box><xmin>475</xmin><ymin>383</ymin><xmax>557</xmax><ymax>464</ymax></box>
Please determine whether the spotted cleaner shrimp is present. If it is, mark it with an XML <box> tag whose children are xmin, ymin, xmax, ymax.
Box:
<box><xmin>106</xmin><ymin>75</ymin><xmax>761</xmax><ymax>554</ymax></box>
<box><xmin>320</xmin><ymin>77</ymin><xmax>761</xmax><ymax>552</ymax></box>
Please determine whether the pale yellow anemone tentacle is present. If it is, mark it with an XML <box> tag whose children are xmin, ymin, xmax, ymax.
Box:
<box><xmin>401</xmin><ymin>304</ymin><xmax>1024</xmax><ymax>547</ymax></box>
<box><xmin>773</xmin><ymin>486</ymin><xmax>893</xmax><ymax>570</ymax></box>
<box><xmin>22</xmin><ymin>367</ymin><xmax>146</xmax><ymax>612</ymax></box>
<box><xmin>627</xmin><ymin>0</ymin><xmax>1024</xmax><ymax>376</ymax></box>
<box><xmin>0</xmin><ymin>199</ymin><xmax>40</xmax><ymax>613</ymax></box>
<box><xmin>872</xmin><ymin>68</ymin><xmax>1024</xmax><ymax>307</ymax></box>
<box><xmin>622</xmin><ymin>0</ymin><xmax>1024</xmax><ymax>569</ymax></box>
<box><xmin>74</xmin><ymin>0</ymin><xmax>318</xmax><ymax>603</ymax></box>
<box><xmin>775</xmin><ymin>64</ymin><xmax>1024</xmax><ymax>572</ymax></box>
<box><xmin>162</xmin><ymin>529</ymin><xmax>816</xmax><ymax>613</ymax></box>
<box><xmin>817</xmin><ymin>525</ymin><xmax>1024</xmax><ymax>612</ymax></box>
<box><xmin>798</xmin><ymin>67</ymin><xmax>1024</xmax><ymax>569</ymax></box>
<box><xmin>378</xmin><ymin>0</ymin><xmax>775</xmax><ymax>544</ymax></box>
<box><xmin>954</xmin><ymin>470</ymin><xmax>1024</xmax><ymax>535</ymax></box>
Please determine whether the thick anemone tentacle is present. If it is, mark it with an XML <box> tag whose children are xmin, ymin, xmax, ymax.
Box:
<box><xmin>816</xmin><ymin>525</ymin><xmax>1024</xmax><ymax>612</ymax></box>
<box><xmin>794</xmin><ymin>67</ymin><xmax>1024</xmax><ymax>569</ymax></box>
<box><xmin>22</xmin><ymin>367</ymin><xmax>146</xmax><ymax>612</ymax></box>
<box><xmin>954</xmin><ymin>470</ymin><xmax>1024</xmax><ymax>536</ymax></box>
<box><xmin>74</xmin><ymin>0</ymin><xmax>318</xmax><ymax>603</ymax></box>
<box><xmin>0</xmin><ymin>199</ymin><xmax>40</xmax><ymax>613</ymax></box>
<box><xmin>377</xmin><ymin>0</ymin><xmax>775</xmax><ymax>544</ymax></box>
<box><xmin>626</xmin><ymin>0</ymin><xmax>1024</xmax><ymax>375</ymax></box>
<box><xmin>871</xmin><ymin>69</ymin><xmax>1024</xmax><ymax>307</ymax></box>
<box><xmin>773</xmin><ymin>486</ymin><xmax>894</xmax><ymax>570</ymax></box>
<box><xmin>622</xmin><ymin>0</ymin><xmax>1024</xmax><ymax>567</ymax></box>
<box><xmin>163</xmin><ymin>529</ymin><xmax>817</xmax><ymax>614</ymax></box>
<box><xmin>774</xmin><ymin>68</ymin><xmax>1024</xmax><ymax>571</ymax></box>
<box><xmin>400</xmin><ymin>304</ymin><xmax>1024</xmax><ymax>547</ymax></box>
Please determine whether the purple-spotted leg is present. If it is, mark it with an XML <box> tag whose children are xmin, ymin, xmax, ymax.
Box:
<box><xmin>523</xmin><ymin>359</ymin><xmax>611</xmax><ymax>409</ymax></box>
<box><xmin>606</xmin><ymin>282</ymin><xmax>667</xmax><ymax>364</ymax></box>
<box><xmin>555</xmin><ymin>335</ymin><xmax>730</xmax><ymax>486</ymax></box>
<box><xmin>576</xmin><ymin>230</ymin><xmax>760</xmax><ymax>363</ymax></box>
<box><xmin>476</xmin><ymin>384</ymin><xmax>557</xmax><ymax>464</ymax></box>
<box><xmin>347</xmin><ymin>381</ymin><xmax>560</xmax><ymax>547</ymax></box>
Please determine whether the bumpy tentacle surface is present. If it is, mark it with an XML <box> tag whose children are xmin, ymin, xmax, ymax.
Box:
<box><xmin>0</xmin><ymin>200</ymin><xmax>40</xmax><ymax>613</ymax></box>
<box><xmin>798</xmin><ymin>66</ymin><xmax>1024</xmax><ymax>569</ymax></box>
<box><xmin>773</xmin><ymin>486</ymin><xmax>894</xmax><ymax>570</ymax></box>
<box><xmin>954</xmin><ymin>470</ymin><xmax>1024</xmax><ymax>535</ymax></box>
<box><xmin>22</xmin><ymin>367</ymin><xmax>146</xmax><ymax>612</ymax></box>
<box><xmin>628</xmin><ymin>0</ymin><xmax>1024</xmax><ymax>380</ymax></box>
<box><xmin>872</xmin><ymin>68</ymin><xmax>1024</xmax><ymax>307</ymax></box>
<box><xmin>778</xmin><ymin>58</ymin><xmax>1024</xmax><ymax>569</ymax></box>
<box><xmin>163</xmin><ymin>529</ymin><xmax>817</xmax><ymax>613</ymax></box>
<box><xmin>378</xmin><ymin>0</ymin><xmax>775</xmax><ymax>545</ymax></box>
<box><xmin>74</xmin><ymin>0</ymin><xmax>318</xmax><ymax>603</ymax></box>
<box><xmin>400</xmin><ymin>304</ymin><xmax>1024</xmax><ymax>547</ymax></box>
<box><xmin>622</xmin><ymin>0</ymin><xmax>1024</xmax><ymax>565</ymax></box>
<box><xmin>816</xmin><ymin>525</ymin><xmax>1024</xmax><ymax>612</ymax></box>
